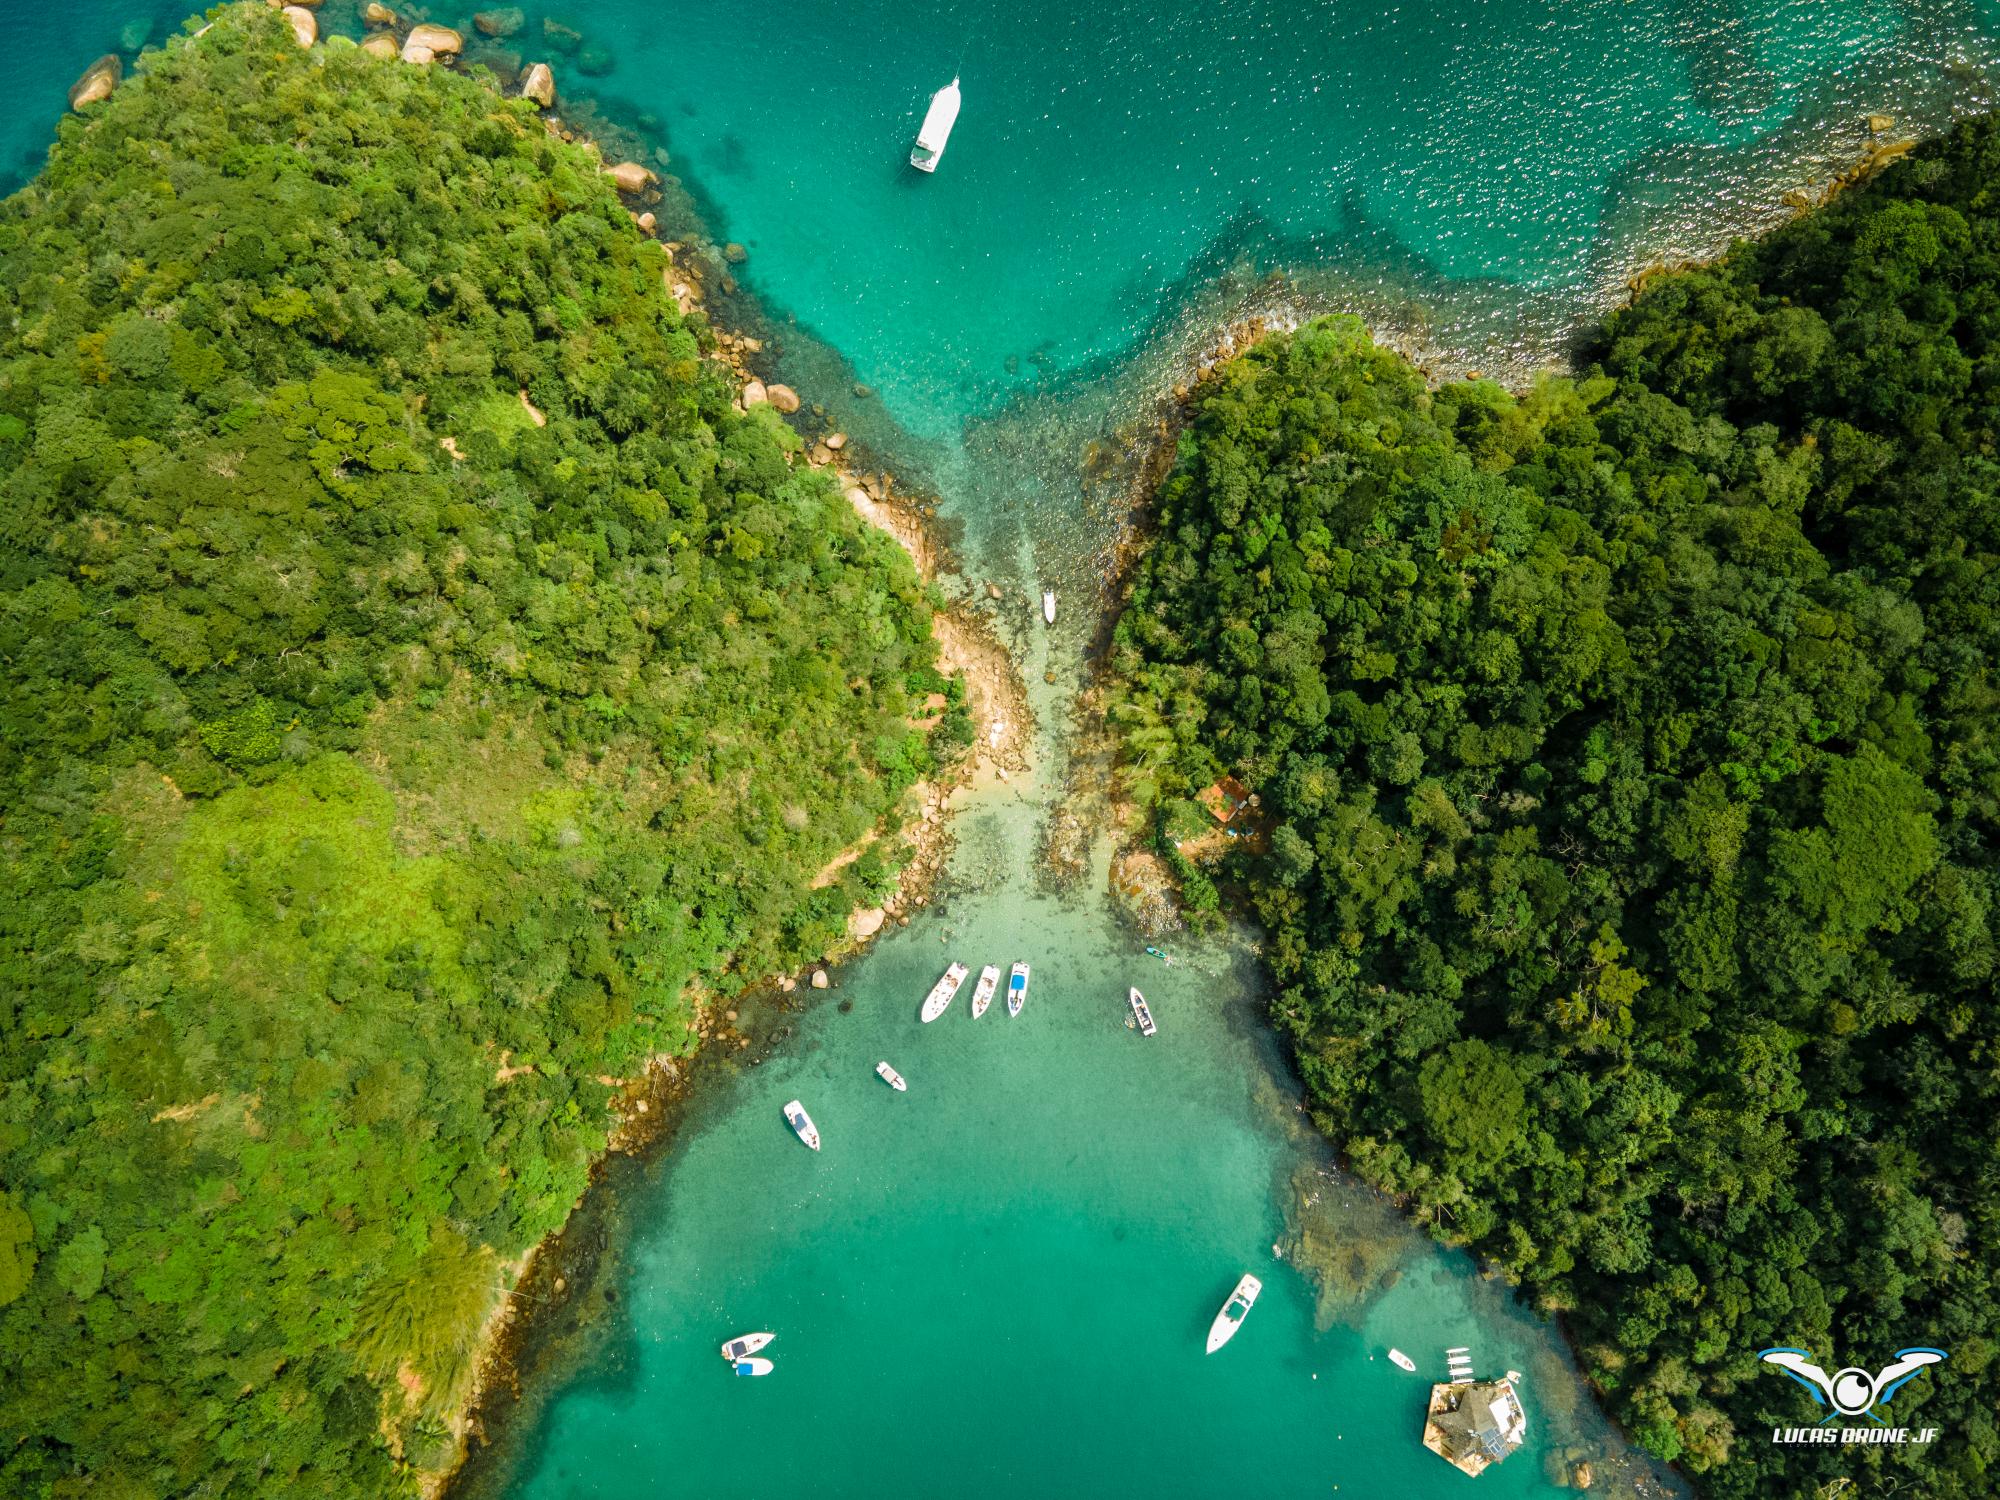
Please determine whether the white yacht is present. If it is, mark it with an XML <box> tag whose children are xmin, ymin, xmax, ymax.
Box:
<box><xmin>921</xmin><ymin>961</ymin><xmax>969</xmax><ymax>1022</ymax></box>
<box><xmin>783</xmin><ymin>1099</ymin><xmax>820</xmax><ymax>1151</ymax></box>
<box><xmin>1007</xmin><ymin>961</ymin><xmax>1029</xmax><ymax>1017</ymax></box>
<box><xmin>1128</xmin><ymin>987</ymin><xmax>1157</xmax><ymax>1036</ymax></box>
<box><xmin>876</xmin><ymin>1060</ymin><xmax>908</xmax><ymax>1091</ymax></box>
<box><xmin>1388</xmin><ymin>1348</ymin><xmax>1417</xmax><ymax>1372</ymax></box>
<box><xmin>970</xmin><ymin>964</ymin><xmax>1000</xmax><ymax>1018</ymax></box>
<box><xmin>910</xmin><ymin>77</ymin><xmax>961</xmax><ymax>173</ymax></box>
<box><xmin>721</xmin><ymin>1332</ymin><xmax>775</xmax><ymax>1361</ymax></box>
<box><xmin>1206</xmin><ymin>1274</ymin><xmax>1262</xmax><ymax>1353</ymax></box>
<box><xmin>1042</xmin><ymin>590</ymin><xmax>1056</xmax><ymax>625</ymax></box>
<box><xmin>732</xmin><ymin>1356</ymin><xmax>774</xmax><ymax>1377</ymax></box>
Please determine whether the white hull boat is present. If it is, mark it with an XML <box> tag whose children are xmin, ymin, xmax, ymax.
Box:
<box><xmin>733</xmin><ymin>1356</ymin><xmax>775</xmax><ymax>1377</ymax></box>
<box><xmin>783</xmin><ymin>1099</ymin><xmax>820</xmax><ymax>1151</ymax></box>
<box><xmin>1128</xmin><ymin>987</ymin><xmax>1157</xmax><ymax>1036</ymax></box>
<box><xmin>1388</xmin><ymin>1348</ymin><xmax>1416</xmax><ymax>1372</ymax></box>
<box><xmin>1042</xmin><ymin>590</ymin><xmax>1056</xmax><ymax>625</ymax></box>
<box><xmin>910</xmin><ymin>77</ymin><xmax>961</xmax><ymax>172</ymax></box>
<box><xmin>876</xmin><ymin>1061</ymin><xmax>908</xmax><ymax>1091</ymax></box>
<box><xmin>721</xmin><ymin>1332</ymin><xmax>775</xmax><ymax>1361</ymax></box>
<box><xmin>1007</xmin><ymin>961</ymin><xmax>1029</xmax><ymax>1017</ymax></box>
<box><xmin>1206</xmin><ymin>1273</ymin><xmax>1262</xmax><ymax>1353</ymax></box>
<box><xmin>970</xmin><ymin>964</ymin><xmax>1000</xmax><ymax>1018</ymax></box>
<box><xmin>921</xmin><ymin>961</ymin><xmax>969</xmax><ymax>1022</ymax></box>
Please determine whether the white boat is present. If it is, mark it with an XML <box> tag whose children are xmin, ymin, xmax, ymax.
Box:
<box><xmin>1206</xmin><ymin>1274</ymin><xmax>1262</xmax><ymax>1353</ymax></box>
<box><xmin>1128</xmin><ymin>987</ymin><xmax>1157</xmax><ymax>1037</ymax></box>
<box><xmin>876</xmin><ymin>1060</ymin><xmax>908</xmax><ymax>1091</ymax></box>
<box><xmin>721</xmin><ymin>1332</ymin><xmax>775</xmax><ymax>1361</ymax></box>
<box><xmin>1007</xmin><ymin>961</ymin><xmax>1029</xmax><ymax>1017</ymax></box>
<box><xmin>970</xmin><ymin>964</ymin><xmax>1000</xmax><ymax>1018</ymax></box>
<box><xmin>910</xmin><ymin>77</ymin><xmax>961</xmax><ymax>173</ymax></box>
<box><xmin>1042</xmin><ymin>590</ymin><xmax>1056</xmax><ymax>625</ymax></box>
<box><xmin>921</xmin><ymin>961</ymin><xmax>969</xmax><ymax>1022</ymax></box>
<box><xmin>1388</xmin><ymin>1348</ymin><xmax>1416</xmax><ymax>1372</ymax></box>
<box><xmin>733</xmin><ymin>1356</ymin><xmax>775</xmax><ymax>1377</ymax></box>
<box><xmin>783</xmin><ymin>1099</ymin><xmax>820</xmax><ymax>1151</ymax></box>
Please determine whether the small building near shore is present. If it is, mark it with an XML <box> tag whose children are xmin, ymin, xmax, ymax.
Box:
<box><xmin>1195</xmin><ymin>775</ymin><xmax>1251</xmax><ymax>823</ymax></box>
<box><xmin>1423</xmin><ymin>1378</ymin><xmax>1527</xmax><ymax>1477</ymax></box>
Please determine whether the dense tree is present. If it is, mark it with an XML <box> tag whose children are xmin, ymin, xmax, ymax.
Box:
<box><xmin>1116</xmin><ymin>117</ymin><xmax>2000</xmax><ymax>1498</ymax></box>
<box><xmin>0</xmin><ymin>9</ymin><xmax>955</xmax><ymax>1493</ymax></box>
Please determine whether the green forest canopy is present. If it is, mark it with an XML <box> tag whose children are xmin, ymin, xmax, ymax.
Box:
<box><xmin>1116</xmin><ymin>120</ymin><xmax>2000</xmax><ymax>1497</ymax></box>
<box><xmin>0</xmin><ymin>9</ymin><xmax>956</xmax><ymax>1493</ymax></box>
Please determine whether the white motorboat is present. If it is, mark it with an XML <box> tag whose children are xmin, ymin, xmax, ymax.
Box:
<box><xmin>1042</xmin><ymin>590</ymin><xmax>1056</xmax><ymax>625</ymax></box>
<box><xmin>876</xmin><ymin>1060</ymin><xmax>908</xmax><ymax>1091</ymax></box>
<box><xmin>1206</xmin><ymin>1273</ymin><xmax>1262</xmax><ymax>1353</ymax></box>
<box><xmin>1128</xmin><ymin>987</ymin><xmax>1157</xmax><ymax>1037</ymax></box>
<box><xmin>1388</xmin><ymin>1348</ymin><xmax>1416</xmax><ymax>1372</ymax></box>
<box><xmin>970</xmin><ymin>964</ymin><xmax>1000</xmax><ymax>1018</ymax></box>
<box><xmin>1007</xmin><ymin>961</ymin><xmax>1029</xmax><ymax>1017</ymax></box>
<box><xmin>921</xmin><ymin>961</ymin><xmax>969</xmax><ymax>1022</ymax></box>
<box><xmin>721</xmin><ymin>1332</ymin><xmax>775</xmax><ymax>1361</ymax></box>
<box><xmin>783</xmin><ymin>1099</ymin><xmax>820</xmax><ymax>1151</ymax></box>
<box><xmin>910</xmin><ymin>77</ymin><xmax>961</xmax><ymax>172</ymax></box>
<box><xmin>733</xmin><ymin>1356</ymin><xmax>775</xmax><ymax>1377</ymax></box>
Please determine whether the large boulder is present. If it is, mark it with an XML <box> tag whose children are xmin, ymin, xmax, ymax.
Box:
<box><xmin>400</xmin><ymin>41</ymin><xmax>435</xmax><ymax>65</ymax></box>
<box><xmin>474</xmin><ymin>6</ymin><xmax>525</xmax><ymax>37</ymax></box>
<box><xmin>519</xmin><ymin>62</ymin><xmax>555</xmax><ymax>107</ymax></box>
<box><xmin>362</xmin><ymin>2</ymin><xmax>398</xmax><ymax>24</ymax></box>
<box><xmin>360</xmin><ymin>32</ymin><xmax>399</xmax><ymax>58</ymax></box>
<box><xmin>848</xmin><ymin>907</ymin><xmax>887</xmax><ymax>941</ymax></box>
<box><xmin>67</xmin><ymin>55</ymin><xmax>121</xmax><ymax>111</ymax></box>
<box><xmin>405</xmin><ymin>23</ymin><xmax>463</xmax><ymax>55</ymax></box>
<box><xmin>281</xmin><ymin>5</ymin><xmax>317</xmax><ymax>45</ymax></box>
<box><xmin>604</xmin><ymin>161</ymin><xmax>657</xmax><ymax>194</ymax></box>
<box><xmin>741</xmin><ymin>380</ymin><xmax>769</xmax><ymax>408</ymax></box>
<box><xmin>766</xmin><ymin>384</ymin><xmax>802</xmax><ymax>414</ymax></box>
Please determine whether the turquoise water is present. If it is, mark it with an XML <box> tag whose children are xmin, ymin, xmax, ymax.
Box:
<box><xmin>6</xmin><ymin>1</ymin><xmax>1999</xmax><ymax>1495</ymax></box>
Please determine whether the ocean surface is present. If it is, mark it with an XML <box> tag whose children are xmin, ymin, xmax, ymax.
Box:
<box><xmin>4</xmin><ymin>0</ymin><xmax>1998</xmax><ymax>1495</ymax></box>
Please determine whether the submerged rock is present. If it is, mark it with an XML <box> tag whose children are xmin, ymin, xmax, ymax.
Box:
<box><xmin>542</xmin><ymin>17</ymin><xmax>583</xmax><ymax>53</ymax></box>
<box><xmin>519</xmin><ymin>61</ymin><xmax>555</xmax><ymax>106</ymax></box>
<box><xmin>281</xmin><ymin>6</ymin><xmax>317</xmax><ymax>46</ymax></box>
<box><xmin>474</xmin><ymin>6</ymin><xmax>525</xmax><ymax>37</ymax></box>
<box><xmin>722</xmin><ymin>242</ymin><xmax>748</xmax><ymax>265</ymax></box>
<box><xmin>577</xmin><ymin>44</ymin><xmax>615</xmax><ymax>77</ymax></box>
<box><xmin>68</xmin><ymin>55</ymin><xmax>121</xmax><ymax>111</ymax></box>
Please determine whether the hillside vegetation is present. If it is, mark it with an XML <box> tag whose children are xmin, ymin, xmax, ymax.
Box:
<box><xmin>1116</xmin><ymin>121</ymin><xmax>2000</xmax><ymax>1495</ymax></box>
<box><xmin>0</xmin><ymin>10</ymin><xmax>950</xmax><ymax>1493</ymax></box>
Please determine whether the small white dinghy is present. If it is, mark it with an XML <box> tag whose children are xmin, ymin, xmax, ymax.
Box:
<box><xmin>921</xmin><ymin>961</ymin><xmax>969</xmax><ymax>1022</ymax></box>
<box><xmin>721</xmin><ymin>1332</ymin><xmax>775</xmax><ymax>1361</ymax></box>
<box><xmin>970</xmin><ymin>964</ymin><xmax>1000</xmax><ymax>1019</ymax></box>
<box><xmin>1388</xmin><ymin>1348</ymin><xmax>1417</xmax><ymax>1373</ymax></box>
<box><xmin>876</xmin><ymin>1061</ymin><xmax>908</xmax><ymax>1092</ymax></box>
<box><xmin>910</xmin><ymin>77</ymin><xmax>961</xmax><ymax>173</ymax></box>
<box><xmin>1042</xmin><ymin>590</ymin><xmax>1056</xmax><ymax>625</ymax></box>
<box><xmin>1007</xmin><ymin>961</ymin><xmax>1029</xmax><ymax>1017</ymax></box>
<box><xmin>783</xmin><ymin>1099</ymin><xmax>820</xmax><ymax>1151</ymax></box>
<box><xmin>1206</xmin><ymin>1273</ymin><xmax>1262</xmax><ymax>1353</ymax></box>
<box><xmin>733</xmin><ymin>1356</ymin><xmax>775</xmax><ymax>1377</ymax></box>
<box><xmin>1128</xmin><ymin>987</ymin><xmax>1157</xmax><ymax>1037</ymax></box>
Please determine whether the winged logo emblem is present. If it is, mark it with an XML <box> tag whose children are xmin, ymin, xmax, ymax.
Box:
<box><xmin>1758</xmin><ymin>1347</ymin><xmax>1948</xmax><ymax>1423</ymax></box>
